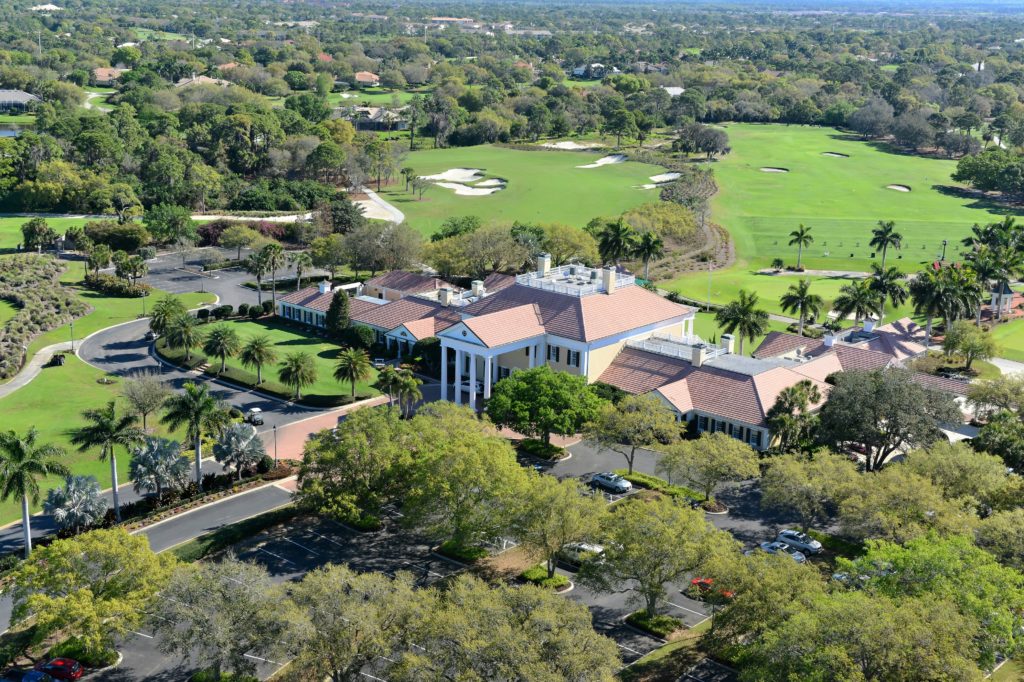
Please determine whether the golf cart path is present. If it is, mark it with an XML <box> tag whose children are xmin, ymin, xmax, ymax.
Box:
<box><xmin>0</xmin><ymin>341</ymin><xmax>71</xmax><ymax>399</ymax></box>
<box><xmin>991</xmin><ymin>357</ymin><xmax>1024</xmax><ymax>376</ymax></box>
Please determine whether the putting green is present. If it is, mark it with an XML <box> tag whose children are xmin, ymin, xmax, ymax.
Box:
<box><xmin>379</xmin><ymin>145</ymin><xmax>668</xmax><ymax>235</ymax></box>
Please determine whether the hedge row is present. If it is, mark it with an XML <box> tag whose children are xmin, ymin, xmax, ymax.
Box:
<box><xmin>84</xmin><ymin>272</ymin><xmax>152</xmax><ymax>298</ymax></box>
<box><xmin>614</xmin><ymin>469</ymin><xmax>705</xmax><ymax>503</ymax></box>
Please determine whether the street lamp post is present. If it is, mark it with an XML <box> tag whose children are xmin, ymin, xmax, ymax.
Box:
<box><xmin>69</xmin><ymin>319</ymin><xmax>75</xmax><ymax>353</ymax></box>
<box><xmin>273</xmin><ymin>424</ymin><xmax>278</xmax><ymax>467</ymax></box>
<box><xmin>941</xmin><ymin>239</ymin><xmax>948</xmax><ymax>261</ymax></box>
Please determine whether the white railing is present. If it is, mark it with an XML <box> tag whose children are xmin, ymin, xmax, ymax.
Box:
<box><xmin>515</xmin><ymin>265</ymin><xmax>635</xmax><ymax>296</ymax></box>
<box><xmin>626</xmin><ymin>336</ymin><xmax>727</xmax><ymax>362</ymax></box>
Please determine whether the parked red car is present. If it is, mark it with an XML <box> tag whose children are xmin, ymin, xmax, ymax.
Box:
<box><xmin>33</xmin><ymin>659</ymin><xmax>82</xmax><ymax>681</ymax></box>
<box><xmin>688</xmin><ymin>577</ymin><xmax>735</xmax><ymax>601</ymax></box>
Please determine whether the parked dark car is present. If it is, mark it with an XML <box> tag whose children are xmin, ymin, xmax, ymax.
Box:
<box><xmin>144</xmin><ymin>330</ymin><xmax>157</xmax><ymax>341</ymax></box>
<box><xmin>33</xmin><ymin>659</ymin><xmax>82</xmax><ymax>681</ymax></box>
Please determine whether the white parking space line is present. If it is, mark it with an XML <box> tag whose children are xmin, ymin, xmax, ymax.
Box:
<box><xmin>616</xmin><ymin>642</ymin><xmax>642</xmax><ymax>655</ymax></box>
<box><xmin>257</xmin><ymin>546</ymin><xmax>294</xmax><ymax>564</ymax></box>
<box><xmin>130</xmin><ymin>630</ymin><xmax>154</xmax><ymax>639</ymax></box>
<box><xmin>244</xmin><ymin>653</ymin><xmax>279</xmax><ymax>665</ymax></box>
<box><xmin>667</xmin><ymin>600</ymin><xmax>709</xmax><ymax>617</ymax></box>
<box><xmin>283</xmin><ymin>537</ymin><xmax>320</xmax><ymax>555</ymax></box>
<box><xmin>360</xmin><ymin>673</ymin><xmax>388</xmax><ymax>681</ymax></box>
<box><xmin>402</xmin><ymin>560</ymin><xmax>444</xmax><ymax>578</ymax></box>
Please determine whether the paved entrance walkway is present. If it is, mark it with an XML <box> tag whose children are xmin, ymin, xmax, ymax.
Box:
<box><xmin>0</xmin><ymin>341</ymin><xmax>71</xmax><ymax>400</ymax></box>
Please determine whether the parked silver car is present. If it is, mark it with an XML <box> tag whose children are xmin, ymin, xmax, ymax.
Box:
<box><xmin>589</xmin><ymin>472</ymin><xmax>632</xmax><ymax>494</ymax></box>
<box><xmin>758</xmin><ymin>541</ymin><xmax>807</xmax><ymax>564</ymax></box>
<box><xmin>777</xmin><ymin>529</ymin><xmax>823</xmax><ymax>555</ymax></box>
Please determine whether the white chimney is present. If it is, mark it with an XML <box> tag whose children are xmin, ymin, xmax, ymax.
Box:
<box><xmin>439</xmin><ymin>287</ymin><xmax>453</xmax><ymax>307</ymax></box>
<box><xmin>318</xmin><ymin>280</ymin><xmax>331</xmax><ymax>295</ymax></box>
<box><xmin>720</xmin><ymin>334</ymin><xmax>735</xmax><ymax>354</ymax></box>
<box><xmin>823</xmin><ymin>333</ymin><xmax>836</xmax><ymax>348</ymax></box>
<box><xmin>691</xmin><ymin>344</ymin><xmax>708</xmax><ymax>368</ymax></box>
<box><xmin>863</xmin><ymin>318</ymin><xmax>875</xmax><ymax>333</ymax></box>
<box><xmin>601</xmin><ymin>267</ymin><xmax>617</xmax><ymax>294</ymax></box>
<box><xmin>538</xmin><ymin>253</ymin><xmax>552</xmax><ymax>277</ymax></box>
<box><xmin>471</xmin><ymin>280</ymin><xmax>485</xmax><ymax>298</ymax></box>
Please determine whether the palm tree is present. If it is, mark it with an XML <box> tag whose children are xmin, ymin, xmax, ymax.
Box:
<box><xmin>261</xmin><ymin>242</ymin><xmax>285</xmax><ymax>312</ymax></box>
<box><xmin>714</xmin><ymin>290</ymin><xmax>770</xmax><ymax>355</ymax></box>
<box><xmin>372</xmin><ymin>365</ymin><xmax>402</xmax><ymax>409</ymax></box>
<box><xmin>966</xmin><ymin>244</ymin><xmax>1000</xmax><ymax>324</ymax></box>
<box><xmin>70</xmin><ymin>400</ymin><xmax>144</xmax><ymax>522</ymax></box>
<box><xmin>396</xmin><ymin>369</ymin><xmax>423</xmax><ymax>419</ymax></box>
<box><xmin>149</xmin><ymin>297</ymin><xmax>187</xmax><ymax>336</ymax></box>
<box><xmin>945</xmin><ymin>265</ymin><xmax>984</xmax><ymax>327</ymax></box>
<box><xmin>787</xmin><ymin>224</ymin><xmax>813</xmax><ymax>270</ymax></box>
<box><xmin>213</xmin><ymin>423</ymin><xmax>266</xmax><ymax>480</ymax></box>
<box><xmin>239</xmin><ymin>335</ymin><xmax>278</xmax><ymax>385</ymax></box>
<box><xmin>333</xmin><ymin>348</ymin><xmax>372</xmax><ymax>398</ymax></box>
<box><xmin>992</xmin><ymin>245</ymin><xmax>1024</xmax><ymax>321</ymax></box>
<box><xmin>202</xmin><ymin>325</ymin><xmax>241</xmax><ymax>375</ymax></box>
<box><xmin>289</xmin><ymin>251</ymin><xmax>314</xmax><ymax>291</ymax></box>
<box><xmin>633</xmin><ymin>231</ymin><xmax>665</xmax><ymax>280</ymax></box>
<box><xmin>162</xmin><ymin>382</ymin><xmax>231</xmax><ymax>488</ymax></box>
<box><xmin>279</xmin><ymin>352</ymin><xmax>318</xmax><ymax>400</ymax></box>
<box><xmin>0</xmin><ymin>429</ymin><xmax>69</xmax><ymax>557</ymax></box>
<box><xmin>164</xmin><ymin>313</ymin><xmax>202</xmax><ymax>362</ymax></box>
<box><xmin>832</xmin><ymin>279</ymin><xmax>880</xmax><ymax>325</ymax></box>
<box><xmin>44</xmin><ymin>475</ymin><xmax>108</xmax><ymax>534</ymax></box>
<box><xmin>909</xmin><ymin>268</ymin><xmax>946</xmax><ymax>347</ymax></box>
<box><xmin>598</xmin><ymin>218</ymin><xmax>638</xmax><ymax>266</ymax></box>
<box><xmin>400</xmin><ymin>166</ymin><xmax>415</xmax><ymax>192</ymax></box>
<box><xmin>779</xmin><ymin>279</ymin><xmax>824</xmax><ymax>336</ymax></box>
<box><xmin>245</xmin><ymin>250</ymin><xmax>270</xmax><ymax>307</ymax></box>
<box><xmin>870</xmin><ymin>220</ymin><xmax>903</xmax><ymax>269</ymax></box>
<box><xmin>867</xmin><ymin>264</ymin><xmax>908</xmax><ymax>321</ymax></box>
<box><xmin>129</xmin><ymin>436</ymin><xmax>189</xmax><ymax>503</ymax></box>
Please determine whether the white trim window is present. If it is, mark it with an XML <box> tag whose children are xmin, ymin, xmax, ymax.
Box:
<box><xmin>567</xmin><ymin>349</ymin><xmax>581</xmax><ymax>368</ymax></box>
<box><xmin>547</xmin><ymin>345</ymin><xmax>560</xmax><ymax>363</ymax></box>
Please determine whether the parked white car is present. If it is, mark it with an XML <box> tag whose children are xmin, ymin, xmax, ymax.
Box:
<box><xmin>757</xmin><ymin>541</ymin><xmax>807</xmax><ymax>564</ymax></box>
<box><xmin>559</xmin><ymin>542</ymin><xmax>605</xmax><ymax>566</ymax></box>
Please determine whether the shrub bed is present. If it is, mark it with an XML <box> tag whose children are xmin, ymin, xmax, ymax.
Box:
<box><xmin>614</xmin><ymin>470</ymin><xmax>704</xmax><ymax>503</ymax></box>
<box><xmin>48</xmin><ymin>637</ymin><xmax>119</xmax><ymax>668</ymax></box>
<box><xmin>520</xmin><ymin>565</ymin><xmax>571</xmax><ymax>590</ymax></box>
<box><xmin>201</xmin><ymin>259</ymin><xmax>244</xmax><ymax>271</ymax></box>
<box><xmin>626</xmin><ymin>611</ymin><xmax>684</xmax><ymax>639</ymax></box>
<box><xmin>172</xmin><ymin>506</ymin><xmax>301</xmax><ymax>563</ymax></box>
<box><xmin>436</xmin><ymin>540</ymin><xmax>488</xmax><ymax>564</ymax></box>
<box><xmin>0</xmin><ymin>255</ymin><xmax>89</xmax><ymax>379</ymax></box>
<box><xmin>83</xmin><ymin>272</ymin><xmax>151</xmax><ymax>298</ymax></box>
<box><xmin>517</xmin><ymin>438</ymin><xmax>565</xmax><ymax>460</ymax></box>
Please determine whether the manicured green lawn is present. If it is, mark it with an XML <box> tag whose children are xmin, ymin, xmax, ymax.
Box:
<box><xmin>561</xmin><ymin>78</ymin><xmax>603</xmax><ymax>89</ymax></box>
<box><xmin>134</xmin><ymin>27</ymin><xmax>188</xmax><ymax>41</ymax></box>
<box><xmin>172</xmin><ymin>318</ymin><xmax>379</xmax><ymax>400</ymax></box>
<box><xmin>26</xmin><ymin>267</ymin><xmax>214</xmax><ymax>355</ymax></box>
<box><xmin>0</xmin><ymin>299</ymin><xmax>17</xmax><ymax>326</ymax></box>
<box><xmin>380</xmin><ymin>145</ymin><xmax>668</xmax><ymax>236</ymax></box>
<box><xmin>0</xmin><ymin>216</ymin><xmax>95</xmax><ymax>250</ymax></box>
<box><xmin>666</xmin><ymin>269</ymin><xmax>917</xmax><ymax>322</ymax></box>
<box><xmin>327</xmin><ymin>88</ymin><xmax>423</xmax><ymax>106</ymax></box>
<box><xmin>0</xmin><ymin>113</ymin><xmax>35</xmax><ymax>125</ymax></box>
<box><xmin>989</xmin><ymin>318</ymin><xmax>1024</xmax><ymax>362</ymax></box>
<box><xmin>0</xmin><ymin>355</ymin><xmax>188</xmax><ymax>525</ymax></box>
<box><xmin>695</xmin><ymin>123</ymin><xmax>1020</xmax><ymax>275</ymax></box>
<box><xmin>692</xmin><ymin>311</ymin><xmax>792</xmax><ymax>356</ymax></box>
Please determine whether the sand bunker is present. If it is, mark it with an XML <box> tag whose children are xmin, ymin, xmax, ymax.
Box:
<box><xmin>542</xmin><ymin>141</ymin><xmax>605</xmax><ymax>150</ymax></box>
<box><xmin>475</xmin><ymin>179</ymin><xmax>505</xmax><ymax>187</ymax></box>
<box><xmin>435</xmin><ymin>181</ymin><xmax>504</xmax><ymax>196</ymax></box>
<box><xmin>822</xmin><ymin>152</ymin><xmax>849</xmax><ymax>158</ymax></box>
<box><xmin>649</xmin><ymin>172</ymin><xmax>682</xmax><ymax>184</ymax></box>
<box><xmin>886</xmin><ymin>184</ymin><xmax>911</xmax><ymax>192</ymax></box>
<box><xmin>577</xmin><ymin>154</ymin><xmax>627</xmax><ymax>169</ymax></box>
<box><xmin>760</xmin><ymin>167</ymin><xmax>789</xmax><ymax>173</ymax></box>
<box><xmin>420</xmin><ymin>168</ymin><xmax>485</xmax><ymax>183</ymax></box>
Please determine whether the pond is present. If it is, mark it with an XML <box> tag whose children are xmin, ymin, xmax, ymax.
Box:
<box><xmin>0</xmin><ymin>125</ymin><xmax>22</xmax><ymax>138</ymax></box>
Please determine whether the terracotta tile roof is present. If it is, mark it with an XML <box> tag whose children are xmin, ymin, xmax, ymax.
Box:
<box><xmin>789</xmin><ymin>353</ymin><xmax>843</xmax><ymax>383</ymax></box>
<box><xmin>596</xmin><ymin>347</ymin><xmax>692</xmax><ymax>394</ymax></box>
<box><xmin>752</xmin><ymin>331</ymin><xmax>823</xmax><ymax>359</ymax></box>
<box><xmin>355</xmin><ymin>71</ymin><xmax>380</xmax><ymax>83</ymax></box>
<box><xmin>93</xmin><ymin>67</ymin><xmax>126</xmax><ymax>81</ymax></box>
<box><xmin>826</xmin><ymin>344</ymin><xmax>897</xmax><ymax>372</ymax></box>
<box><xmin>365</xmin><ymin>271</ymin><xmax>453</xmax><ymax>295</ymax></box>
<box><xmin>462</xmin><ymin>283</ymin><xmax>692</xmax><ymax>342</ymax></box>
<box><xmin>279</xmin><ymin>286</ymin><xmax>336</xmax><ymax>312</ymax></box>
<box><xmin>460</xmin><ymin>304</ymin><xmax>545</xmax><ymax>348</ymax></box>
<box><xmin>911</xmin><ymin>372</ymin><xmax>971</xmax><ymax>396</ymax></box>
<box><xmin>401</xmin><ymin>317</ymin><xmax>439</xmax><ymax>341</ymax></box>
<box><xmin>350</xmin><ymin>297</ymin><xmax>443</xmax><ymax>330</ymax></box>
<box><xmin>866</xmin><ymin>318</ymin><xmax>928</xmax><ymax>360</ymax></box>
<box><xmin>601</xmin><ymin>346</ymin><xmax>830</xmax><ymax>427</ymax></box>
<box><xmin>482</xmin><ymin>272</ymin><xmax>516</xmax><ymax>293</ymax></box>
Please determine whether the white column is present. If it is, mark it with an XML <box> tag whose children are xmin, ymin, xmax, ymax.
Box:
<box><xmin>581</xmin><ymin>348</ymin><xmax>589</xmax><ymax>379</ymax></box>
<box><xmin>483</xmin><ymin>355</ymin><xmax>493</xmax><ymax>399</ymax></box>
<box><xmin>469</xmin><ymin>352</ymin><xmax>478</xmax><ymax>410</ymax></box>
<box><xmin>527</xmin><ymin>344</ymin><xmax>535</xmax><ymax>368</ymax></box>
<box><xmin>440</xmin><ymin>343</ymin><xmax>449</xmax><ymax>401</ymax></box>
<box><xmin>454</xmin><ymin>349</ymin><xmax>463</xmax><ymax>405</ymax></box>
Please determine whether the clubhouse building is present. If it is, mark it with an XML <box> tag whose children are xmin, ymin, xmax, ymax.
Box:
<box><xmin>278</xmin><ymin>256</ymin><xmax>966</xmax><ymax>451</ymax></box>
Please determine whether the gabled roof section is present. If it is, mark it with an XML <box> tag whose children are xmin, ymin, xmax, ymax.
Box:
<box><xmin>459</xmin><ymin>304</ymin><xmax>545</xmax><ymax>348</ymax></box>
<box><xmin>365</xmin><ymin>270</ymin><xmax>453</xmax><ymax>295</ymax></box>
<box><xmin>752</xmin><ymin>331</ymin><xmax>823</xmax><ymax>359</ymax></box>
<box><xmin>482</xmin><ymin>272</ymin><xmax>516</xmax><ymax>293</ymax></box>
<box><xmin>461</xmin><ymin>283</ymin><xmax>692</xmax><ymax>343</ymax></box>
<box><xmin>597</xmin><ymin>346</ymin><xmax>693</xmax><ymax>394</ymax></box>
<box><xmin>350</xmin><ymin>297</ymin><xmax>444</xmax><ymax>330</ymax></box>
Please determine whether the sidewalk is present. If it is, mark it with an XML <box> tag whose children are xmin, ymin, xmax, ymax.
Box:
<box><xmin>259</xmin><ymin>395</ymin><xmax>390</xmax><ymax>459</ymax></box>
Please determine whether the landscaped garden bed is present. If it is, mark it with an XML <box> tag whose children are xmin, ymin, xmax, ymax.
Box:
<box><xmin>614</xmin><ymin>469</ymin><xmax>704</xmax><ymax>505</ymax></box>
<box><xmin>626</xmin><ymin>610</ymin><xmax>684</xmax><ymax>639</ymax></box>
<box><xmin>519</xmin><ymin>565</ymin><xmax>571</xmax><ymax>590</ymax></box>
